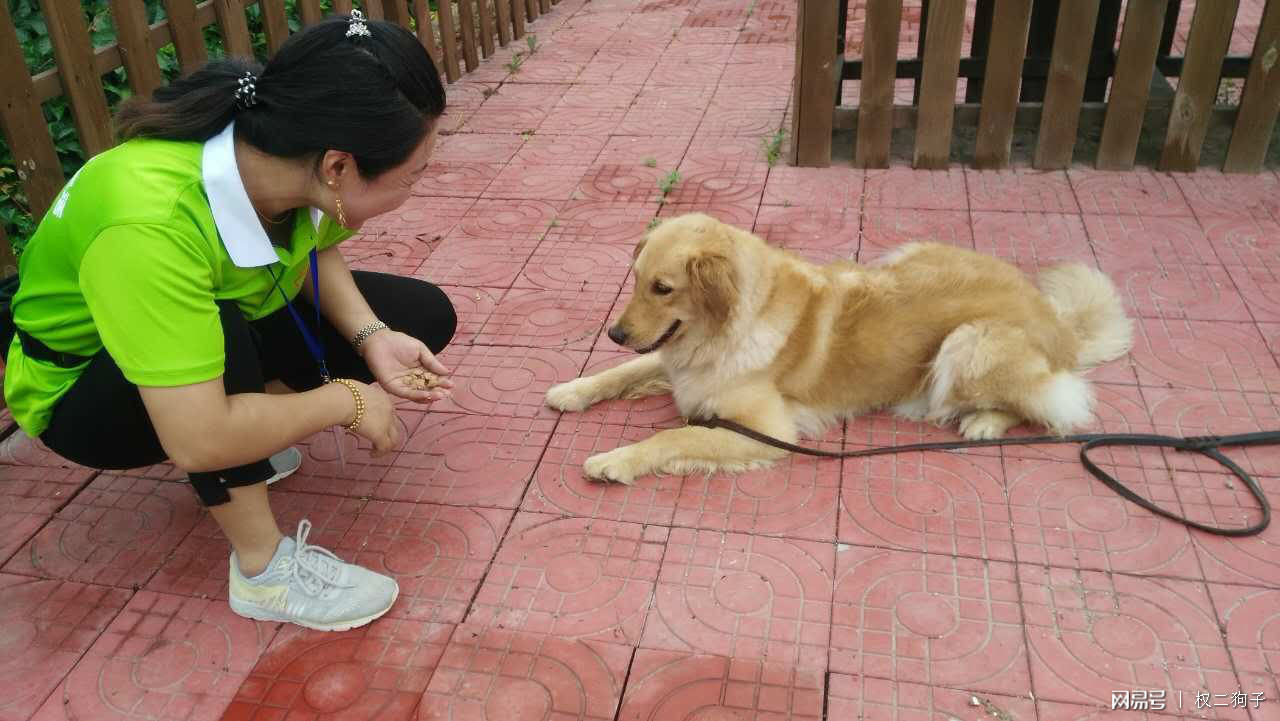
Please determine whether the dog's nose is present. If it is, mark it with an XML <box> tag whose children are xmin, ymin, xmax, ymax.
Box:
<box><xmin>607</xmin><ymin>325</ymin><xmax>629</xmax><ymax>346</ymax></box>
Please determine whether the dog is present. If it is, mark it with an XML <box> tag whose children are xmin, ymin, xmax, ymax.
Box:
<box><xmin>544</xmin><ymin>213</ymin><xmax>1133</xmax><ymax>484</ymax></box>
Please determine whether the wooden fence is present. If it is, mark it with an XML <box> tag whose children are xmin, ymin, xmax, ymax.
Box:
<box><xmin>793</xmin><ymin>0</ymin><xmax>1280</xmax><ymax>171</ymax></box>
<box><xmin>0</xmin><ymin>0</ymin><xmax>561</xmax><ymax>271</ymax></box>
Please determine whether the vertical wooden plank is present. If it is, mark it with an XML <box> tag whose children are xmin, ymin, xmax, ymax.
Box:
<box><xmin>108</xmin><ymin>0</ymin><xmax>166</xmax><ymax>97</ymax></box>
<box><xmin>332</xmin><ymin>0</ymin><xmax>354</xmax><ymax>13</ymax></box>
<box><xmin>382</xmin><ymin>0</ymin><xmax>410</xmax><ymax>27</ymax></box>
<box><xmin>37</xmin><ymin>0</ymin><xmax>115</xmax><ymax>156</ymax></box>
<box><xmin>477</xmin><ymin>0</ymin><xmax>496</xmax><ymax>57</ymax></box>
<box><xmin>526</xmin><ymin>0</ymin><xmax>540</xmax><ymax>23</ymax></box>
<box><xmin>974</xmin><ymin>0</ymin><xmax>1034</xmax><ymax>169</ymax></box>
<box><xmin>361</xmin><ymin>0</ymin><xmax>386</xmax><ymax>20</ymax></box>
<box><xmin>1160</xmin><ymin>0</ymin><xmax>1239</xmax><ymax>171</ymax></box>
<box><xmin>1224</xmin><ymin>0</ymin><xmax>1280</xmax><ymax>173</ymax></box>
<box><xmin>855</xmin><ymin>0</ymin><xmax>903</xmax><ymax>169</ymax></box>
<box><xmin>412</xmin><ymin>0</ymin><xmax>443</xmax><ymax>63</ymax></box>
<box><xmin>790</xmin><ymin>0</ymin><xmax>838</xmax><ymax>167</ymax></box>
<box><xmin>965</xmin><ymin>0</ymin><xmax>996</xmax><ymax>102</ymax></box>
<box><xmin>259</xmin><ymin>0</ymin><xmax>292</xmax><ymax>53</ymax></box>
<box><xmin>457</xmin><ymin>0</ymin><xmax>481</xmax><ymax>72</ymax></box>
<box><xmin>161</xmin><ymin>0</ymin><xmax>209</xmax><ymax>72</ymax></box>
<box><xmin>494</xmin><ymin>0</ymin><xmax>512</xmax><ymax>46</ymax></box>
<box><xmin>912</xmin><ymin>0</ymin><xmax>966</xmax><ymax>169</ymax></box>
<box><xmin>436</xmin><ymin>0</ymin><xmax>463</xmax><ymax>81</ymax></box>
<box><xmin>298</xmin><ymin>0</ymin><xmax>324</xmax><ymax>25</ymax></box>
<box><xmin>1096</xmin><ymin>0</ymin><xmax>1169</xmax><ymax>169</ymax></box>
<box><xmin>510</xmin><ymin>0</ymin><xmax>526</xmax><ymax>39</ymax></box>
<box><xmin>214</xmin><ymin>0</ymin><xmax>254</xmax><ymax>57</ymax></box>
<box><xmin>539</xmin><ymin>0</ymin><xmax>551</xmax><ymax>13</ymax></box>
<box><xmin>0</xmin><ymin>1</ymin><xmax>64</xmax><ymax>217</ymax></box>
<box><xmin>0</xmin><ymin>224</ymin><xmax>17</xmax><ymax>279</ymax></box>
<box><xmin>1032</xmin><ymin>0</ymin><xmax>1101</xmax><ymax>170</ymax></box>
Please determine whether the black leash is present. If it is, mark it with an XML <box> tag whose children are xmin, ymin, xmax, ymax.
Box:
<box><xmin>687</xmin><ymin>416</ymin><xmax>1276</xmax><ymax>537</ymax></box>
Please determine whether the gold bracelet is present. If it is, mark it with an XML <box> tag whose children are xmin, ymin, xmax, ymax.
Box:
<box><xmin>329</xmin><ymin>378</ymin><xmax>365</xmax><ymax>431</ymax></box>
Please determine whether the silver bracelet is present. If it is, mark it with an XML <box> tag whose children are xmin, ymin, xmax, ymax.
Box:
<box><xmin>352</xmin><ymin>320</ymin><xmax>389</xmax><ymax>348</ymax></box>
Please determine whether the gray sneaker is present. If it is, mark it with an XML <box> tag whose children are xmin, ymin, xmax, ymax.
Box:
<box><xmin>228</xmin><ymin>519</ymin><xmax>399</xmax><ymax>631</ymax></box>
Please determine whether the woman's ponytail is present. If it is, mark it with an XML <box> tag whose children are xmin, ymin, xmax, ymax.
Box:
<box><xmin>114</xmin><ymin>57</ymin><xmax>264</xmax><ymax>143</ymax></box>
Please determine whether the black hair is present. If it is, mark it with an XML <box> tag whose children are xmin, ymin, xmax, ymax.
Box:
<box><xmin>114</xmin><ymin>15</ymin><xmax>445</xmax><ymax>179</ymax></box>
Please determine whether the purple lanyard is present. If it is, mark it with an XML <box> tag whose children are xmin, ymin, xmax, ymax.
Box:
<box><xmin>268</xmin><ymin>248</ymin><xmax>329</xmax><ymax>383</ymax></box>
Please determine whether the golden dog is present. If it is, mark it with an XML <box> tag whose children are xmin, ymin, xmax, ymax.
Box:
<box><xmin>545</xmin><ymin>213</ymin><xmax>1133</xmax><ymax>484</ymax></box>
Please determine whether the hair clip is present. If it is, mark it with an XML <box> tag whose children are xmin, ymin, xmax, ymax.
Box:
<box><xmin>233</xmin><ymin>71</ymin><xmax>258</xmax><ymax>109</ymax></box>
<box><xmin>346</xmin><ymin>9</ymin><xmax>371</xmax><ymax>38</ymax></box>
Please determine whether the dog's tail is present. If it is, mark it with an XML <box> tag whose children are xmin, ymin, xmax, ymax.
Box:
<box><xmin>1037</xmin><ymin>262</ymin><xmax>1133</xmax><ymax>370</ymax></box>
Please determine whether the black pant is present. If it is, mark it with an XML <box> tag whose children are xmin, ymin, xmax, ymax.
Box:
<box><xmin>41</xmin><ymin>271</ymin><xmax>456</xmax><ymax>506</ymax></box>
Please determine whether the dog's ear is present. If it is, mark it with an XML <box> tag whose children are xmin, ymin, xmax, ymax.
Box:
<box><xmin>686</xmin><ymin>250</ymin><xmax>737</xmax><ymax>324</ymax></box>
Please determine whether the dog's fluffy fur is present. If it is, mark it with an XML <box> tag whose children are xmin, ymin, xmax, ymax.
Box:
<box><xmin>545</xmin><ymin>213</ymin><xmax>1133</xmax><ymax>484</ymax></box>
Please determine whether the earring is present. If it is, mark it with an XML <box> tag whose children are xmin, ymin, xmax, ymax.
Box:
<box><xmin>335</xmin><ymin>195</ymin><xmax>348</xmax><ymax>228</ymax></box>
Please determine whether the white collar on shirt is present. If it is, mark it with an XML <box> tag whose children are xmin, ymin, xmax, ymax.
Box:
<box><xmin>202</xmin><ymin>120</ymin><xmax>324</xmax><ymax>268</ymax></box>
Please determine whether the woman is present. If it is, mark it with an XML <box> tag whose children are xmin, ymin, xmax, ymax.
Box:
<box><xmin>2</xmin><ymin>11</ymin><xmax>454</xmax><ymax>632</ymax></box>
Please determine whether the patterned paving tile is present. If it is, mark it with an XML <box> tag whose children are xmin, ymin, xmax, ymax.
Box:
<box><xmin>466</xmin><ymin>512</ymin><xmax>666</xmax><ymax>644</ymax></box>
<box><xmin>483</xmin><ymin>163</ymin><xmax>591</xmax><ymax>202</ymax></box>
<box><xmin>859</xmin><ymin>207</ymin><xmax>974</xmax><ymax>260</ymax></box>
<box><xmin>414</xmin><ymin>162</ymin><xmax>501</xmax><ymax>198</ymax></box>
<box><xmin>146</xmin><ymin>490</ymin><xmax>363</xmax><ymax>601</ymax></box>
<box><xmin>1068</xmin><ymin>169</ymin><xmax>1193</xmax><ymax>216</ymax></box>
<box><xmin>1005</xmin><ymin>456</ymin><xmax>1199</xmax><ymax>579</ymax></box>
<box><xmin>596</xmin><ymin>136</ymin><xmax>691</xmax><ymax>169</ymax></box>
<box><xmin>684</xmin><ymin>135</ymin><xmax>775</xmax><ymax>168</ymax></box>
<box><xmin>665</xmin><ymin>162</ymin><xmax>768</xmax><ymax>206</ymax></box>
<box><xmin>537</xmin><ymin>106</ymin><xmax>630</xmax><ymax>135</ymax></box>
<box><xmin>516</xmin><ymin>236</ymin><xmax>634</xmax><ymax>291</ymax></box>
<box><xmin>617</xmin><ymin>105</ymin><xmax>707</xmax><ymax>136</ymax></box>
<box><xmin>0</xmin><ymin>466</ymin><xmax>94</xmax><ymax>564</ymax></box>
<box><xmin>31</xmin><ymin>591</ymin><xmax>276</xmax><ymax>721</ymax></box>
<box><xmin>642</xmin><ymin>529</ymin><xmax>833</xmax><ymax>668</ymax></box>
<box><xmin>827</xmin><ymin>674</ymin><xmax>1037</xmax><ymax>721</ymax></box>
<box><xmin>761</xmin><ymin>166</ymin><xmax>862</xmax><ymax>208</ymax></box>
<box><xmin>343</xmin><ymin>230</ymin><xmax>436</xmax><ymax>276</ymax></box>
<box><xmin>1021</xmin><ymin>567</ymin><xmax>1243</xmax><ymax>720</ymax></box>
<box><xmin>838</xmin><ymin>451</ymin><xmax>1013</xmax><ymax>561</ymax></box>
<box><xmin>430</xmin><ymin>132</ymin><xmax>526</xmax><ymax>165</ymax></box>
<box><xmin>454</xmin><ymin>198</ymin><xmax>562</xmax><ymax>238</ymax></box>
<box><xmin>616</xmin><ymin>651</ymin><xmax>825</xmax><ymax>720</ymax></box>
<box><xmin>965</xmin><ymin>169</ymin><xmax>1080</xmax><ymax>214</ymax></box>
<box><xmin>830</xmin><ymin>547</ymin><xmax>1029</xmax><ymax>696</ymax></box>
<box><xmin>1083</xmin><ymin>214</ymin><xmax>1219</xmax><ymax>268</ymax></box>
<box><xmin>1173</xmin><ymin>473</ymin><xmax>1279</xmax><ymax>588</ymax></box>
<box><xmin>1128</xmin><ymin>318</ymin><xmax>1280</xmax><ymax>394</ymax></box>
<box><xmin>511</xmin><ymin>133</ymin><xmax>608</xmax><ymax>165</ymax></box>
<box><xmin>224</xmin><ymin>618</ymin><xmax>451</xmax><ymax>721</ymax></box>
<box><xmin>1227</xmin><ymin>263</ymin><xmax>1280</xmax><ymax>323</ymax></box>
<box><xmin>674</xmin><ymin>427</ymin><xmax>842</xmax><ymax>542</ymax></box>
<box><xmin>1209</xmin><ymin>584</ymin><xmax>1280</xmax><ymax>721</ymax></box>
<box><xmin>999</xmin><ymin>382</ymin><xmax>1159</xmax><ymax>467</ymax></box>
<box><xmin>415</xmin><ymin>233</ymin><xmax>541</xmax><ymax>288</ymax></box>
<box><xmin>364</xmin><ymin>195</ymin><xmax>476</xmax><ymax>244</ymax></box>
<box><xmin>268</xmin><ymin>408</ymin><xmax>427</xmax><ymax>498</ymax></box>
<box><xmin>862</xmin><ymin>168</ymin><xmax>969</xmax><ymax>210</ymax></box>
<box><xmin>1095</xmin><ymin>254</ymin><xmax>1250</xmax><ymax>322</ymax></box>
<box><xmin>373</xmin><ymin>413</ymin><xmax>554</xmax><ymax>508</ymax></box>
<box><xmin>753</xmin><ymin>205</ymin><xmax>860</xmax><ymax>251</ymax></box>
<box><xmin>3</xmin><ymin>474</ymin><xmax>201</xmax><ymax>588</ymax></box>
<box><xmin>554</xmin><ymin>83</ymin><xmax>643</xmax><ymax>109</ymax></box>
<box><xmin>541</xmin><ymin>199</ymin><xmax>661</xmax><ymax>245</ymax></box>
<box><xmin>1174</xmin><ymin>171</ymin><xmax>1280</xmax><ymax>222</ymax></box>
<box><xmin>336</xmin><ymin>502</ymin><xmax>511</xmax><ymax>624</ymax></box>
<box><xmin>475</xmin><ymin>286</ymin><xmax>618</xmax><ymax>351</ymax></box>
<box><xmin>657</xmin><ymin>201</ymin><xmax>760</xmax><ymax>231</ymax></box>
<box><xmin>0</xmin><ymin>574</ymin><xmax>131</xmax><ymax>721</ymax></box>
<box><xmin>420</xmin><ymin>625</ymin><xmax>631</xmax><ymax>721</ymax></box>
<box><xmin>432</xmin><ymin>343</ymin><xmax>588</xmax><ymax>419</ymax></box>
<box><xmin>1201</xmin><ymin>214</ymin><xmax>1280</xmax><ymax>268</ymax></box>
<box><xmin>577</xmin><ymin>163</ymin><xmax>671</xmax><ymax>203</ymax></box>
<box><xmin>522</xmin><ymin>417</ymin><xmax>683</xmax><ymax>525</ymax></box>
<box><xmin>971</xmin><ymin>211</ymin><xmax>1096</xmax><ymax>272</ymax></box>
<box><xmin>1141</xmin><ymin>387</ymin><xmax>1280</xmax><ymax>478</ymax></box>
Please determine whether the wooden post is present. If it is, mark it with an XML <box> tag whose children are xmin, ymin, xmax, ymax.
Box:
<box><xmin>213</xmin><ymin>0</ymin><xmax>254</xmax><ymax>57</ymax></box>
<box><xmin>0</xmin><ymin>3</ymin><xmax>64</xmax><ymax>218</ymax></box>
<box><xmin>495</xmin><ymin>0</ymin><xmax>513</xmax><ymax>47</ymax></box>
<box><xmin>109</xmin><ymin>0</ymin><xmax>165</xmax><ymax>98</ymax></box>
<box><xmin>1160</xmin><ymin>0</ymin><xmax>1239</xmax><ymax>171</ymax></box>
<box><xmin>1033</xmin><ymin>0</ymin><xmax>1101</xmax><ymax>169</ymax></box>
<box><xmin>477</xmin><ymin>0</ymin><xmax>496</xmax><ymax>57</ymax></box>
<box><xmin>974</xmin><ymin>0</ymin><xmax>1034</xmax><ymax>169</ymax></box>
<box><xmin>298</xmin><ymin>0</ymin><xmax>325</xmax><ymax>25</ymax></box>
<box><xmin>913</xmin><ymin>0</ymin><xmax>966</xmax><ymax>169</ymax></box>
<box><xmin>1096</xmin><ymin>0</ymin><xmax>1169</xmax><ymax>170</ymax></box>
<box><xmin>457</xmin><ymin>0</ymin><xmax>481</xmax><ymax>72</ymax></box>
<box><xmin>382</xmin><ymin>0</ymin><xmax>411</xmax><ymax>27</ymax></box>
<box><xmin>855</xmin><ymin>0</ymin><xmax>903</xmax><ymax>169</ymax></box>
<box><xmin>791</xmin><ymin>0</ymin><xmax>838</xmax><ymax>167</ymax></box>
<box><xmin>510</xmin><ymin>0</ymin><xmax>526</xmax><ymax>39</ymax></box>
<box><xmin>162</xmin><ymin>0</ymin><xmax>209</xmax><ymax>72</ymax></box>
<box><xmin>1224</xmin><ymin>0</ymin><xmax>1280</xmax><ymax>173</ymax></box>
<box><xmin>259</xmin><ymin>0</ymin><xmax>292</xmax><ymax>53</ymax></box>
<box><xmin>412</xmin><ymin>0</ymin><xmax>443</xmax><ymax>65</ymax></box>
<box><xmin>332</xmin><ymin>0</ymin><xmax>354</xmax><ymax>12</ymax></box>
<box><xmin>437</xmin><ymin>0</ymin><xmax>463</xmax><ymax>81</ymax></box>
<box><xmin>38</xmin><ymin>0</ymin><xmax>115</xmax><ymax>156</ymax></box>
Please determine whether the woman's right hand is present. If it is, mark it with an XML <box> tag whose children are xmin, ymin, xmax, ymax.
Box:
<box><xmin>346</xmin><ymin>381</ymin><xmax>401</xmax><ymax>456</ymax></box>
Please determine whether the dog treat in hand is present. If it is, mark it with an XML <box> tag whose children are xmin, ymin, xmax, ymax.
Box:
<box><xmin>407</xmin><ymin>368</ymin><xmax>442</xmax><ymax>390</ymax></box>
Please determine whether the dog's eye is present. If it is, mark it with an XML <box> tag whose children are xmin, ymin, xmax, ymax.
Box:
<box><xmin>652</xmin><ymin>280</ymin><xmax>673</xmax><ymax>296</ymax></box>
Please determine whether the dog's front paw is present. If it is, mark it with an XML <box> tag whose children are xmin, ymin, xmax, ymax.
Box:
<box><xmin>583</xmin><ymin>447</ymin><xmax>642</xmax><ymax>485</ymax></box>
<box><xmin>958</xmin><ymin>410</ymin><xmax>1018</xmax><ymax>440</ymax></box>
<box><xmin>545</xmin><ymin>378</ymin><xmax>597</xmax><ymax>413</ymax></box>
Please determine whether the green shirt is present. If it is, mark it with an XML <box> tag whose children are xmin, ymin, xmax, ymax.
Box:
<box><xmin>4</xmin><ymin>123</ymin><xmax>353</xmax><ymax>437</ymax></box>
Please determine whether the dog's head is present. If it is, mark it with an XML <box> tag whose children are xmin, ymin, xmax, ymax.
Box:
<box><xmin>607</xmin><ymin>213</ymin><xmax>741</xmax><ymax>353</ymax></box>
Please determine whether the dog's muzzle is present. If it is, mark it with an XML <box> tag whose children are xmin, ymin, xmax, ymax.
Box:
<box><xmin>636</xmin><ymin>320</ymin><xmax>681</xmax><ymax>353</ymax></box>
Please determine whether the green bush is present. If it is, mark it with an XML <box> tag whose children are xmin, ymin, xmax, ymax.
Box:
<box><xmin>0</xmin><ymin>0</ymin><xmax>349</xmax><ymax>254</ymax></box>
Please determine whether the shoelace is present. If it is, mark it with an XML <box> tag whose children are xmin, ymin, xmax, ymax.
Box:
<box><xmin>278</xmin><ymin>519</ymin><xmax>355</xmax><ymax>598</ymax></box>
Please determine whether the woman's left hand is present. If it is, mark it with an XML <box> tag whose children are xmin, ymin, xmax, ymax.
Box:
<box><xmin>361</xmin><ymin>330</ymin><xmax>454</xmax><ymax>403</ymax></box>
